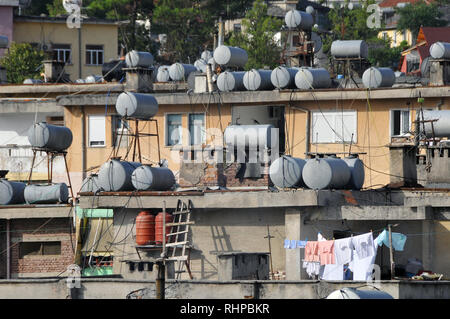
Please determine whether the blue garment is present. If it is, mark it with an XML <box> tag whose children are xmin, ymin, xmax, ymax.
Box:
<box><xmin>297</xmin><ymin>240</ymin><xmax>307</xmax><ymax>248</ymax></box>
<box><xmin>290</xmin><ymin>240</ymin><xmax>297</xmax><ymax>249</ymax></box>
<box><xmin>375</xmin><ymin>230</ymin><xmax>407</xmax><ymax>251</ymax></box>
<box><xmin>284</xmin><ymin>239</ymin><xmax>290</xmax><ymax>249</ymax></box>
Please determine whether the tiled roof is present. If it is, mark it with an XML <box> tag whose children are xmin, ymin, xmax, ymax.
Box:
<box><xmin>379</xmin><ymin>0</ymin><xmax>431</xmax><ymax>8</ymax></box>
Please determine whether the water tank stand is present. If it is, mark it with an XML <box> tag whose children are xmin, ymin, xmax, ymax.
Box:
<box><xmin>332</xmin><ymin>57</ymin><xmax>370</xmax><ymax>81</ymax></box>
<box><xmin>27</xmin><ymin>149</ymin><xmax>75</xmax><ymax>203</ymax></box>
<box><xmin>280</xmin><ymin>29</ymin><xmax>314</xmax><ymax>67</ymax></box>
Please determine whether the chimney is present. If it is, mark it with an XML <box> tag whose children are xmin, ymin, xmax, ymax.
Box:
<box><xmin>124</xmin><ymin>67</ymin><xmax>154</xmax><ymax>93</ymax></box>
<box><xmin>388</xmin><ymin>143</ymin><xmax>418</xmax><ymax>187</ymax></box>
<box><xmin>43</xmin><ymin>60</ymin><xmax>66</xmax><ymax>82</ymax></box>
<box><xmin>429</xmin><ymin>59</ymin><xmax>450</xmax><ymax>86</ymax></box>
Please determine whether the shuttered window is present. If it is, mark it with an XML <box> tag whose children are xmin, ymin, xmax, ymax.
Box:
<box><xmin>311</xmin><ymin>110</ymin><xmax>357</xmax><ymax>143</ymax></box>
<box><xmin>89</xmin><ymin>115</ymin><xmax>106</xmax><ymax>147</ymax></box>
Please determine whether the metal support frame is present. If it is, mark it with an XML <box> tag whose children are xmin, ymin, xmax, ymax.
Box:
<box><xmin>280</xmin><ymin>29</ymin><xmax>314</xmax><ymax>67</ymax></box>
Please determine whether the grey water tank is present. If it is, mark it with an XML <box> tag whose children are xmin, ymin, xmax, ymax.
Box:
<box><xmin>305</xmin><ymin>6</ymin><xmax>315</xmax><ymax>15</ymax></box>
<box><xmin>80</xmin><ymin>174</ymin><xmax>101</xmax><ymax>193</ymax></box>
<box><xmin>0</xmin><ymin>179</ymin><xmax>25</xmax><ymax>205</ymax></box>
<box><xmin>419</xmin><ymin>110</ymin><xmax>450</xmax><ymax>138</ymax></box>
<box><xmin>343</xmin><ymin>156</ymin><xmax>365</xmax><ymax>190</ymax></box>
<box><xmin>194</xmin><ymin>59</ymin><xmax>208</xmax><ymax>73</ymax></box>
<box><xmin>311</xmin><ymin>32</ymin><xmax>323</xmax><ymax>54</ymax></box>
<box><xmin>85</xmin><ymin>75</ymin><xmax>103</xmax><ymax>83</ymax></box>
<box><xmin>23</xmin><ymin>79</ymin><xmax>43</xmax><ymax>84</ymax></box>
<box><xmin>98</xmin><ymin>160</ymin><xmax>142</xmax><ymax>191</ymax></box>
<box><xmin>24</xmin><ymin>183</ymin><xmax>69</xmax><ymax>204</ymax></box>
<box><xmin>243</xmin><ymin>69</ymin><xmax>274</xmax><ymax>91</ymax></box>
<box><xmin>421</xmin><ymin>57</ymin><xmax>431</xmax><ymax>78</ymax></box>
<box><xmin>125</xmin><ymin>50</ymin><xmax>154</xmax><ymax>68</ymax></box>
<box><xmin>115</xmin><ymin>92</ymin><xmax>158</xmax><ymax>119</ymax></box>
<box><xmin>131</xmin><ymin>165</ymin><xmax>176</xmax><ymax>191</ymax></box>
<box><xmin>331</xmin><ymin>40</ymin><xmax>368</xmax><ymax>59</ymax></box>
<box><xmin>271</xmin><ymin>66</ymin><xmax>299</xmax><ymax>89</ymax></box>
<box><xmin>285</xmin><ymin>10</ymin><xmax>314</xmax><ymax>30</ymax></box>
<box><xmin>224</xmin><ymin>124</ymin><xmax>274</xmax><ymax>149</ymax></box>
<box><xmin>327</xmin><ymin>288</ymin><xmax>393</xmax><ymax>299</ymax></box>
<box><xmin>156</xmin><ymin>65</ymin><xmax>170</xmax><ymax>82</ymax></box>
<box><xmin>201</xmin><ymin>50</ymin><xmax>213</xmax><ymax>61</ymax></box>
<box><xmin>269</xmin><ymin>156</ymin><xmax>306</xmax><ymax>188</ymax></box>
<box><xmin>429</xmin><ymin>42</ymin><xmax>450</xmax><ymax>59</ymax></box>
<box><xmin>362</xmin><ymin>67</ymin><xmax>395</xmax><ymax>89</ymax></box>
<box><xmin>295</xmin><ymin>67</ymin><xmax>331</xmax><ymax>89</ymax></box>
<box><xmin>27</xmin><ymin>122</ymin><xmax>73</xmax><ymax>151</ymax></box>
<box><xmin>0</xmin><ymin>35</ymin><xmax>8</xmax><ymax>49</ymax></box>
<box><xmin>169</xmin><ymin>63</ymin><xmax>197</xmax><ymax>81</ymax></box>
<box><xmin>302</xmin><ymin>157</ymin><xmax>351</xmax><ymax>190</ymax></box>
<box><xmin>217</xmin><ymin>71</ymin><xmax>245</xmax><ymax>92</ymax></box>
<box><xmin>213</xmin><ymin>45</ymin><xmax>248</xmax><ymax>68</ymax></box>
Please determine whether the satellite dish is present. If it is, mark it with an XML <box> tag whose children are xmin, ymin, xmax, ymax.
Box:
<box><xmin>312</xmin><ymin>32</ymin><xmax>322</xmax><ymax>54</ymax></box>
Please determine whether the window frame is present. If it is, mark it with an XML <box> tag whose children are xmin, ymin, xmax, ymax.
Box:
<box><xmin>188</xmin><ymin>112</ymin><xmax>206</xmax><ymax>146</ymax></box>
<box><xmin>311</xmin><ymin>109</ymin><xmax>358</xmax><ymax>144</ymax></box>
<box><xmin>52</xmin><ymin>44</ymin><xmax>72</xmax><ymax>64</ymax></box>
<box><xmin>19</xmin><ymin>241</ymin><xmax>62</xmax><ymax>258</ymax></box>
<box><xmin>88</xmin><ymin>114</ymin><xmax>106</xmax><ymax>148</ymax></box>
<box><xmin>85</xmin><ymin>45</ymin><xmax>104</xmax><ymax>66</ymax></box>
<box><xmin>111</xmin><ymin>115</ymin><xmax>129</xmax><ymax>149</ymax></box>
<box><xmin>165</xmin><ymin>113</ymin><xmax>183</xmax><ymax>147</ymax></box>
<box><xmin>390</xmin><ymin>109</ymin><xmax>412</xmax><ymax>137</ymax></box>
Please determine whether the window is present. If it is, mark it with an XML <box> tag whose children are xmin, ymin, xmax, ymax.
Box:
<box><xmin>86</xmin><ymin>45</ymin><xmax>104</xmax><ymax>65</ymax></box>
<box><xmin>20</xmin><ymin>241</ymin><xmax>61</xmax><ymax>258</ymax></box>
<box><xmin>166</xmin><ymin>114</ymin><xmax>182</xmax><ymax>146</ymax></box>
<box><xmin>52</xmin><ymin>44</ymin><xmax>71</xmax><ymax>63</ymax></box>
<box><xmin>189</xmin><ymin>113</ymin><xmax>205</xmax><ymax>145</ymax></box>
<box><xmin>391</xmin><ymin>110</ymin><xmax>411</xmax><ymax>136</ymax></box>
<box><xmin>382</xmin><ymin>32</ymin><xmax>387</xmax><ymax>41</ymax></box>
<box><xmin>233</xmin><ymin>23</ymin><xmax>242</xmax><ymax>33</ymax></box>
<box><xmin>88</xmin><ymin>115</ymin><xmax>106</xmax><ymax>147</ymax></box>
<box><xmin>311</xmin><ymin>110</ymin><xmax>357</xmax><ymax>143</ymax></box>
<box><xmin>46</xmin><ymin>116</ymin><xmax>64</xmax><ymax>126</ymax></box>
<box><xmin>112</xmin><ymin>115</ymin><xmax>129</xmax><ymax>149</ymax></box>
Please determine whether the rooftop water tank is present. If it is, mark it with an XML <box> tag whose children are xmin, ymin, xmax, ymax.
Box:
<box><xmin>131</xmin><ymin>165</ymin><xmax>176</xmax><ymax>191</ymax></box>
<box><xmin>217</xmin><ymin>71</ymin><xmax>245</xmax><ymax>92</ymax></box>
<box><xmin>429</xmin><ymin>42</ymin><xmax>450</xmax><ymax>59</ymax></box>
<box><xmin>331</xmin><ymin>40</ymin><xmax>368</xmax><ymax>59</ymax></box>
<box><xmin>194</xmin><ymin>59</ymin><xmax>208</xmax><ymax>73</ymax></box>
<box><xmin>85</xmin><ymin>75</ymin><xmax>103</xmax><ymax>83</ymax></box>
<box><xmin>125</xmin><ymin>50</ymin><xmax>154</xmax><ymax>68</ymax></box>
<box><xmin>362</xmin><ymin>67</ymin><xmax>395</xmax><ymax>89</ymax></box>
<box><xmin>0</xmin><ymin>179</ymin><xmax>26</xmax><ymax>205</ymax></box>
<box><xmin>243</xmin><ymin>69</ymin><xmax>274</xmax><ymax>91</ymax></box>
<box><xmin>0</xmin><ymin>35</ymin><xmax>8</xmax><ymax>49</ymax></box>
<box><xmin>311</xmin><ymin>32</ymin><xmax>323</xmax><ymax>54</ymax></box>
<box><xmin>343</xmin><ymin>156</ymin><xmax>365</xmax><ymax>190</ymax></box>
<box><xmin>201</xmin><ymin>50</ymin><xmax>213</xmax><ymax>61</ymax></box>
<box><xmin>98</xmin><ymin>160</ymin><xmax>142</xmax><ymax>192</ymax></box>
<box><xmin>269</xmin><ymin>156</ymin><xmax>306</xmax><ymax>188</ymax></box>
<box><xmin>27</xmin><ymin>122</ymin><xmax>73</xmax><ymax>151</ymax></box>
<box><xmin>115</xmin><ymin>92</ymin><xmax>158</xmax><ymax>119</ymax></box>
<box><xmin>326</xmin><ymin>288</ymin><xmax>393</xmax><ymax>299</ymax></box>
<box><xmin>271</xmin><ymin>67</ymin><xmax>299</xmax><ymax>89</ymax></box>
<box><xmin>285</xmin><ymin>10</ymin><xmax>314</xmax><ymax>30</ymax></box>
<box><xmin>23</xmin><ymin>79</ymin><xmax>43</xmax><ymax>84</ymax></box>
<box><xmin>156</xmin><ymin>65</ymin><xmax>170</xmax><ymax>82</ymax></box>
<box><xmin>302</xmin><ymin>157</ymin><xmax>351</xmax><ymax>190</ymax></box>
<box><xmin>24</xmin><ymin>183</ymin><xmax>69</xmax><ymax>204</ymax></box>
<box><xmin>169</xmin><ymin>63</ymin><xmax>197</xmax><ymax>81</ymax></box>
<box><xmin>419</xmin><ymin>110</ymin><xmax>450</xmax><ymax>138</ymax></box>
<box><xmin>102</xmin><ymin>59</ymin><xmax>126</xmax><ymax>82</ymax></box>
<box><xmin>213</xmin><ymin>45</ymin><xmax>248</xmax><ymax>68</ymax></box>
<box><xmin>224</xmin><ymin>124</ymin><xmax>274</xmax><ymax>149</ymax></box>
<box><xmin>295</xmin><ymin>67</ymin><xmax>331</xmax><ymax>90</ymax></box>
<box><xmin>80</xmin><ymin>174</ymin><xmax>101</xmax><ymax>193</ymax></box>
<box><xmin>305</xmin><ymin>6</ymin><xmax>315</xmax><ymax>15</ymax></box>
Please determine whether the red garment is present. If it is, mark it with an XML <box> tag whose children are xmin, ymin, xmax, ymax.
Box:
<box><xmin>304</xmin><ymin>241</ymin><xmax>319</xmax><ymax>262</ymax></box>
<box><xmin>318</xmin><ymin>240</ymin><xmax>335</xmax><ymax>265</ymax></box>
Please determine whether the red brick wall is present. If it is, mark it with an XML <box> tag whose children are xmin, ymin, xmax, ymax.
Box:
<box><xmin>9</xmin><ymin>218</ymin><xmax>75</xmax><ymax>277</ymax></box>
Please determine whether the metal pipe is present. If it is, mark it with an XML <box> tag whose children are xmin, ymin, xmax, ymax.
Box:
<box><xmin>81</xmin><ymin>106</ymin><xmax>87</xmax><ymax>180</ymax></box>
<box><xmin>218</xmin><ymin>17</ymin><xmax>224</xmax><ymax>46</ymax></box>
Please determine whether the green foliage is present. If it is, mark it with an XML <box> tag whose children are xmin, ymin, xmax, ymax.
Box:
<box><xmin>0</xmin><ymin>43</ymin><xmax>45</xmax><ymax>84</ymax></box>
<box><xmin>20</xmin><ymin>0</ymin><xmax>53</xmax><ymax>16</ymax></box>
<box><xmin>47</xmin><ymin>0</ymin><xmax>67</xmax><ymax>17</ymax></box>
<box><xmin>227</xmin><ymin>0</ymin><xmax>283</xmax><ymax>70</ymax></box>
<box><xmin>396</xmin><ymin>1</ymin><xmax>447</xmax><ymax>40</ymax></box>
<box><xmin>368</xmin><ymin>39</ymin><xmax>409</xmax><ymax>68</ymax></box>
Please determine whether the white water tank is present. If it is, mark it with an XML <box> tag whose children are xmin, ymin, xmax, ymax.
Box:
<box><xmin>131</xmin><ymin>165</ymin><xmax>176</xmax><ymax>191</ymax></box>
<box><xmin>80</xmin><ymin>174</ymin><xmax>101</xmax><ymax>193</ymax></box>
<box><xmin>27</xmin><ymin>122</ymin><xmax>73</xmax><ymax>151</ymax></box>
<box><xmin>295</xmin><ymin>68</ymin><xmax>331</xmax><ymax>90</ymax></box>
<box><xmin>155</xmin><ymin>65</ymin><xmax>170</xmax><ymax>82</ymax></box>
<box><xmin>213</xmin><ymin>45</ymin><xmax>248</xmax><ymax>68</ymax></box>
<box><xmin>224</xmin><ymin>125</ymin><xmax>274</xmax><ymax>149</ymax></box>
<box><xmin>419</xmin><ymin>110</ymin><xmax>450</xmax><ymax>138</ymax></box>
<box><xmin>24</xmin><ymin>183</ymin><xmax>69</xmax><ymax>204</ymax></box>
<box><xmin>285</xmin><ymin>10</ymin><xmax>314</xmax><ymax>30</ymax></box>
<box><xmin>429</xmin><ymin>42</ymin><xmax>450</xmax><ymax>59</ymax></box>
<box><xmin>327</xmin><ymin>288</ymin><xmax>393</xmax><ymax>299</ymax></box>
<box><xmin>0</xmin><ymin>179</ymin><xmax>26</xmax><ymax>205</ymax></box>
<box><xmin>125</xmin><ymin>50</ymin><xmax>154</xmax><ymax>68</ymax></box>
<box><xmin>98</xmin><ymin>160</ymin><xmax>142</xmax><ymax>192</ymax></box>
<box><xmin>169</xmin><ymin>63</ymin><xmax>197</xmax><ymax>81</ymax></box>
<box><xmin>243</xmin><ymin>69</ymin><xmax>274</xmax><ymax>91</ymax></box>
<box><xmin>362</xmin><ymin>67</ymin><xmax>395</xmax><ymax>89</ymax></box>
<box><xmin>343</xmin><ymin>156</ymin><xmax>365</xmax><ymax>190</ymax></box>
<box><xmin>115</xmin><ymin>92</ymin><xmax>158</xmax><ymax>119</ymax></box>
<box><xmin>217</xmin><ymin>71</ymin><xmax>246</xmax><ymax>92</ymax></box>
<box><xmin>271</xmin><ymin>67</ymin><xmax>299</xmax><ymax>89</ymax></box>
<box><xmin>269</xmin><ymin>156</ymin><xmax>306</xmax><ymax>188</ymax></box>
<box><xmin>331</xmin><ymin>40</ymin><xmax>368</xmax><ymax>59</ymax></box>
<box><xmin>201</xmin><ymin>50</ymin><xmax>213</xmax><ymax>61</ymax></box>
<box><xmin>302</xmin><ymin>157</ymin><xmax>351</xmax><ymax>190</ymax></box>
<box><xmin>194</xmin><ymin>59</ymin><xmax>208</xmax><ymax>73</ymax></box>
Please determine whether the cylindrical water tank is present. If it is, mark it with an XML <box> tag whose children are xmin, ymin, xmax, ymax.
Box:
<box><xmin>271</xmin><ymin>66</ymin><xmax>299</xmax><ymax>89</ymax></box>
<box><xmin>136</xmin><ymin>211</ymin><xmax>155</xmax><ymax>245</ymax></box>
<box><xmin>156</xmin><ymin>65</ymin><xmax>170</xmax><ymax>82</ymax></box>
<box><xmin>97</xmin><ymin>160</ymin><xmax>142</xmax><ymax>192</ymax></box>
<box><xmin>0</xmin><ymin>35</ymin><xmax>8</xmax><ymax>49</ymax></box>
<box><xmin>331</xmin><ymin>40</ymin><xmax>368</xmax><ymax>59</ymax></box>
<box><xmin>295</xmin><ymin>68</ymin><xmax>331</xmax><ymax>89</ymax></box>
<box><xmin>201</xmin><ymin>50</ymin><xmax>213</xmax><ymax>61</ymax></box>
<box><xmin>125</xmin><ymin>50</ymin><xmax>154</xmax><ymax>68</ymax></box>
<box><xmin>217</xmin><ymin>71</ymin><xmax>245</xmax><ymax>92</ymax></box>
<box><xmin>131</xmin><ymin>165</ymin><xmax>176</xmax><ymax>191</ymax></box>
<box><xmin>27</xmin><ymin>122</ymin><xmax>73</xmax><ymax>151</ymax></box>
<box><xmin>85</xmin><ymin>75</ymin><xmax>103</xmax><ymax>83</ymax></box>
<box><xmin>327</xmin><ymin>288</ymin><xmax>393</xmax><ymax>299</ymax></box>
<box><xmin>269</xmin><ymin>156</ymin><xmax>307</xmax><ymax>188</ymax></box>
<box><xmin>169</xmin><ymin>63</ymin><xmax>197</xmax><ymax>81</ymax></box>
<box><xmin>362</xmin><ymin>67</ymin><xmax>395</xmax><ymax>89</ymax></box>
<box><xmin>312</xmin><ymin>32</ymin><xmax>323</xmax><ymax>53</ymax></box>
<box><xmin>305</xmin><ymin>6</ymin><xmax>315</xmax><ymax>15</ymax></box>
<box><xmin>243</xmin><ymin>69</ymin><xmax>274</xmax><ymax>91</ymax></box>
<box><xmin>102</xmin><ymin>59</ymin><xmax>126</xmax><ymax>82</ymax></box>
<box><xmin>194</xmin><ymin>59</ymin><xmax>208</xmax><ymax>73</ymax></box>
<box><xmin>419</xmin><ymin>110</ymin><xmax>450</xmax><ymax>138</ymax></box>
<box><xmin>23</xmin><ymin>79</ymin><xmax>43</xmax><ymax>84</ymax></box>
<box><xmin>224</xmin><ymin>124</ymin><xmax>274</xmax><ymax>149</ymax></box>
<box><xmin>155</xmin><ymin>212</ymin><xmax>173</xmax><ymax>244</ymax></box>
<box><xmin>0</xmin><ymin>179</ymin><xmax>25</xmax><ymax>205</ymax></box>
<box><xmin>24</xmin><ymin>183</ymin><xmax>69</xmax><ymax>204</ymax></box>
<box><xmin>343</xmin><ymin>156</ymin><xmax>365</xmax><ymax>190</ymax></box>
<box><xmin>429</xmin><ymin>42</ymin><xmax>450</xmax><ymax>59</ymax></box>
<box><xmin>213</xmin><ymin>45</ymin><xmax>248</xmax><ymax>68</ymax></box>
<box><xmin>421</xmin><ymin>56</ymin><xmax>431</xmax><ymax>78</ymax></box>
<box><xmin>80</xmin><ymin>174</ymin><xmax>101</xmax><ymax>193</ymax></box>
<box><xmin>115</xmin><ymin>92</ymin><xmax>159</xmax><ymax>119</ymax></box>
<box><xmin>302</xmin><ymin>157</ymin><xmax>351</xmax><ymax>190</ymax></box>
<box><xmin>285</xmin><ymin>10</ymin><xmax>314</xmax><ymax>30</ymax></box>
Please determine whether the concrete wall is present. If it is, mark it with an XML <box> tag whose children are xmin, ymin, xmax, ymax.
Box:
<box><xmin>0</xmin><ymin>6</ymin><xmax>14</xmax><ymax>57</ymax></box>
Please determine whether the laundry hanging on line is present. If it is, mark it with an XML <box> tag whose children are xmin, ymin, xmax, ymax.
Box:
<box><xmin>374</xmin><ymin>229</ymin><xmax>407</xmax><ymax>251</ymax></box>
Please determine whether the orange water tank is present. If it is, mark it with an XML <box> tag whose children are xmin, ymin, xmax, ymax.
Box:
<box><xmin>135</xmin><ymin>211</ymin><xmax>155</xmax><ymax>245</ymax></box>
<box><xmin>155</xmin><ymin>212</ymin><xmax>173</xmax><ymax>244</ymax></box>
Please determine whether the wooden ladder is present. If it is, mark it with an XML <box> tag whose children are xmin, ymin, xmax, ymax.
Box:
<box><xmin>165</xmin><ymin>199</ymin><xmax>194</xmax><ymax>279</ymax></box>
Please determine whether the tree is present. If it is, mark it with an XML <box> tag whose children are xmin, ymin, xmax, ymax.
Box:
<box><xmin>20</xmin><ymin>0</ymin><xmax>53</xmax><ymax>16</ymax></box>
<box><xmin>368</xmin><ymin>39</ymin><xmax>409</xmax><ymax>68</ymax></box>
<box><xmin>0</xmin><ymin>43</ymin><xmax>45</xmax><ymax>84</ymax></box>
<box><xmin>47</xmin><ymin>0</ymin><xmax>67</xmax><ymax>16</ymax></box>
<box><xmin>396</xmin><ymin>1</ymin><xmax>448</xmax><ymax>40</ymax></box>
<box><xmin>227</xmin><ymin>0</ymin><xmax>283</xmax><ymax>70</ymax></box>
